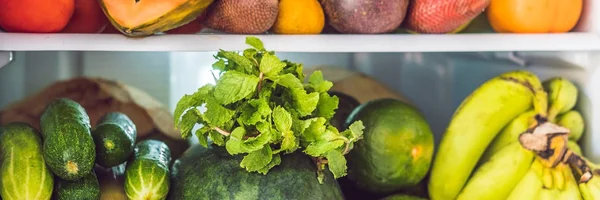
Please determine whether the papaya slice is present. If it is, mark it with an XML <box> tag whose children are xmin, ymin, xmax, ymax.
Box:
<box><xmin>99</xmin><ymin>0</ymin><xmax>214</xmax><ymax>36</ymax></box>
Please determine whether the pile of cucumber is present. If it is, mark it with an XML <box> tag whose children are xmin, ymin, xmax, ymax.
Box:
<box><xmin>0</xmin><ymin>98</ymin><xmax>172</xmax><ymax>200</ymax></box>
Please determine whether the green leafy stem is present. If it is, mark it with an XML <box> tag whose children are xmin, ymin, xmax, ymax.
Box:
<box><xmin>173</xmin><ymin>36</ymin><xmax>364</xmax><ymax>183</ymax></box>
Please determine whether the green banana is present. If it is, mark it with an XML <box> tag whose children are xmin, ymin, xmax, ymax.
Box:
<box><xmin>576</xmin><ymin>160</ymin><xmax>600</xmax><ymax>200</ymax></box>
<box><xmin>457</xmin><ymin>142</ymin><xmax>534</xmax><ymax>200</ymax></box>
<box><xmin>568</xmin><ymin>141</ymin><xmax>583</xmax><ymax>156</ymax></box>
<box><xmin>543</xmin><ymin>77</ymin><xmax>578</xmax><ymax>122</ymax></box>
<box><xmin>429</xmin><ymin>70</ymin><xmax>548</xmax><ymax>200</ymax></box>
<box><xmin>480</xmin><ymin>110</ymin><xmax>537</xmax><ymax>163</ymax></box>
<box><xmin>507</xmin><ymin>160</ymin><xmax>543</xmax><ymax>200</ymax></box>
<box><xmin>557</xmin><ymin>110</ymin><xmax>585</xmax><ymax>141</ymax></box>
<box><xmin>561</xmin><ymin>164</ymin><xmax>583</xmax><ymax>200</ymax></box>
<box><xmin>579</xmin><ymin>174</ymin><xmax>600</xmax><ymax>200</ymax></box>
<box><xmin>537</xmin><ymin>187</ymin><xmax>561</xmax><ymax>200</ymax></box>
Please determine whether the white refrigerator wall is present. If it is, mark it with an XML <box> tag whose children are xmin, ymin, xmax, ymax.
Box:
<box><xmin>1</xmin><ymin>51</ymin><xmax>599</xmax><ymax>161</ymax></box>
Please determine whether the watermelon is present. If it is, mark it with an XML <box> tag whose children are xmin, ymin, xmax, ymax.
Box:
<box><xmin>167</xmin><ymin>145</ymin><xmax>344</xmax><ymax>200</ymax></box>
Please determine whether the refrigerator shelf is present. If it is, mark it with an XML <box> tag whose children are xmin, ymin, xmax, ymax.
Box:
<box><xmin>2</xmin><ymin>33</ymin><xmax>600</xmax><ymax>53</ymax></box>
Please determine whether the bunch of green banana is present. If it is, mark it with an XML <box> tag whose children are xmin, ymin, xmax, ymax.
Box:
<box><xmin>428</xmin><ymin>70</ymin><xmax>548</xmax><ymax>200</ymax></box>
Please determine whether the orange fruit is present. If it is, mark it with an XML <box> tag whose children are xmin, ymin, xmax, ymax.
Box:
<box><xmin>487</xmin><ymin>0</ymin><xmax>583</xmax><ymax>33</ymax></box>
<box><xmin>271</xmin><ymin>0</ymin><xmax>325</xmax><ymax>34</ymax></box>
<box><xmin>61</xmin><ymin>0</ymin><xmax>108</xmax><ymax>33</ymax></box>
<box><xmin>0</xmin><ymin>0</ymin><xmax>75</xmax><ymax>33</ymax></box>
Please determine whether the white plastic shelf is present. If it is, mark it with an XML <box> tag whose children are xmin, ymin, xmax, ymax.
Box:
<box><xmin>1</xmin><ymin>33</ymin><xmax>600</xmax><ymax>52</ymax></box>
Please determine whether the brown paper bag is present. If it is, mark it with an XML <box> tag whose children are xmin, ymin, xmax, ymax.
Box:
<box><xmin>0</xmin><ymin>77</ymin><xmax>178</xmax><ymax>140</ymax></box>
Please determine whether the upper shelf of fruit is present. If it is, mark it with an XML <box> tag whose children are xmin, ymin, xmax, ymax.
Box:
<box><xmin>0</xmin><ymin>0</ymin><xmax>598</xmax><ymax>52</ymax></box>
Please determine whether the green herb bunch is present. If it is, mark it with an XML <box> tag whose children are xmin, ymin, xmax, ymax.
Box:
<box><xmin>174</xmin><ymin>36</ymin><xmax>364</xmax><ymax>182</ymax></box>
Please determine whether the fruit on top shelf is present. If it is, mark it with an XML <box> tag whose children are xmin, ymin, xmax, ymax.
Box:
<box><xmin>53</xmin><ymin>170</ymin><xmax>101</xmax><ymax>200</ymax></box>
<box><xmin>41</xmin><ymin>98</ymin><xmax>96</xmax><ymax>181</ymax></box>
<box><xmin>0</xmin><ymin>123</ymin><xmax>54</xmax><ymax>200</ymax></box>
<box><xmin>204</xmin><ymin>0</ymin><xmax>278</xmax><ymax>34</ymax></box>
<box><xmin>0</xmin><ymin>0</ymin><xmax>74</xmax><ymax>33</ymax></box>
<box><xmin>321</xmin><ymin>0</ymin><xmax>409</xmax><ymax>34</ymax></box>
<box><xmin>429</xmin><ymin>70</ymin><xmax>547</xmax><ymax>200</ymax></box>
<box><xmin>345</xmin><ymin>98</ymin><xmax>434</xmax><ymax>195</ymax></box>
<box><xmin>98</xmin><ymin>0</ymin><xmax>213</xmax><ymax>36</ymax></box>
<box><xmin>124</xmin><ymin>140</ymin><xmax>171</xmax><ymax>200</ymax></box>
<box><xmin>92</xmin><ymin>112</ymin><xmax>137</xmax><ymax>168</ymax></box>
<box><xmin>403</xmin><ymin>0</ymin><xmax>491</xmax><ymax>34</ymax></box>
<box><xmin>61</xmin><ymin>0</ymin><xmax>108</xmax><ymax>33</ymax></box>
<box><xmin>487</xmin><ymin>0</ymin><xmax>583</xmax><ymax>33</ymax></box>
<box><xmin>271</xmin><ymin>0</ymin><xmax>325</xmax><ymax>34</ymax></box>
<box><xmin>168</xmin><ymin>145</ymin><xmax>344</xmax><ymax>200</ymax></box>
<box><xmin>0</xmin><ymin>77</ymin><xmax>182</xmax><ymax>145</ymax></box>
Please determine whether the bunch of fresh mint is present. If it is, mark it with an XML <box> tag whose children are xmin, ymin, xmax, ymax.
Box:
<box><xmin>174</xmin><ymin>36</ymin><xmax>364</xmax><ymax>182</ymax></box>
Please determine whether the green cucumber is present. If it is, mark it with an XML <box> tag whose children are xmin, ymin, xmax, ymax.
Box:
<box><xmin>0</xmin><ymin>122</ymin><xmax>54</xmax><ymax>200</ymax></box>
<box><xmin>53</xmin><ymin>170</ymin><xmax>101</xmax><ymax>200</ymax></box>
<box><xmin>92</xmin><ymin>112</ymin><xmax>137</xmax><ymax>168</ymax></box>
<box><xmin>125</xmin><ymin>140</ymin><xmax>171</xmax><ymax>200</ymax></box>
<box><xmin>41</xmin><ymin>98</ymin><xmax>96</xmax><ymax>181</ymax></box>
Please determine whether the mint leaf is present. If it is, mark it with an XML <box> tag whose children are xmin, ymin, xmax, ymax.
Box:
<box><xmin>304</xmin><ymin>140</ymin><xmax>345</xmax><ymax>157</ymax></box>
<box><xmin>325</xmin><ymin>150</ymin><xmax>347</xmax><ymax>179</ymax></box>
<box><xmin>204</xmin><ymin>99</ymin><xmax>235</xmax><ymax>127</ymax></box>
<box><xmin>279</xmin><ymin>130</ymin><xmax>297</xmax><ymax>153</ymax></box>
<box><xmin>217</xmin><ymin>51</ymin><xmax>254</xmax><ymax>73</ymax></box>
<box><xmin>260</xmin><ymin>54</ymin><xmax>286</xmax><ymax>78</ymax></box>
<box><xmin>344</xmin><ymin>121</ymin><xmax>365</xmax><ymax>142</ymax></box>
<box><xmin>272</xmin><ymin>74</ymin><xmax>303</xmax><ymax>89</ymax></box>
<box><xmin>209</xmin><ymin>130</ymin><xmax>225</xmax><ymax>146</ymax></box>
<box><xmin>246</xmin><ymin>36</ymin><xmax>265</xmax><ymax>51</ymax></box>
<box><xmin>180</xmin><ymin>108</ymin><xmax>202</xmax><ymax>139</ymax></box>
<box><xmin>174</xmin><ymin>84</ymin><xmax>213</xmax><ymax>126</ymax></box>
<box><xmin>212</xmin><ymin>59</ymin><xmax>226</xmax><ymax>71</ymax></box>
<box><xmin>290</xmin><ymin>88</ymin><xmax>319</xmax><ymax>117</ymax></box>
<box><xmin>282</xmin><ymin>61</ymin><xmax>305</xmax><ymax>81</ymax></box>
<box><xmin>195</xmin><ymin>126</ymin><xmax>211</xmax><ymax>148</ymax></box>
<box><xmin>257</xmin><ymin>154</ymin><xmax>281</xmax><ymax>175</ymax></box>
<box><xmin>214</xmin><ymin>71</ymin><xmax>259</xmax><ymax>105</ymax></box>
<box><xmin>240</xmin><ymin>99</ymin><xmax>271</xmax><ymax>126</ymax></box>
<box><xmin>315</xmin><ymin>92</ymin><xmax>339</xmax><ymax>120</ymax></box>
<box><xmin>273</xmin><ymin>106</ymin><xmax>292</xmax><ymax>132</ymax></box>
<box><xmin>302</xmin><ymin>117</ymin><xmax>327</xmax><ymax>143</ymax></box>
<box><xmin>240</xmin><ymin>145</ymin><xmax>273</xmax><ymax>172</ymax></box>
<box><xmin>226</xmin><ymin>127</ymin><xmax>246</xmax><ymax>155</ymax></box>
<box><xmin>308</xmin><ymin>71</ymin><xmax>333</xmax><ymax>93</ymax></box>
<box><xmin>242</xmin><ymin>131</ymin><xmax>271</xmax><ymax>153</ymax></box>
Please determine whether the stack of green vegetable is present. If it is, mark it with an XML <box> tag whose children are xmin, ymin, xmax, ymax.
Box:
<box><xmin>0</xmin><ymin>98</ymin><xmax>173</xmax><ymax>200</ymax></box>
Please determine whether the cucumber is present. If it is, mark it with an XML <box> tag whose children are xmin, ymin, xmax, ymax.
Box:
<box><xmin>53</xmin><ymin>170</ymin><xmax>101</xmax><ymax>200</ymax></box>
<box><xmin>125</xmin><ymin>140</ymin><xmax>171</xmax><ymax>200</ymax></box>
<box><xmin>0</xmin><ymin>122</ymin><xmax>53</xmax><ymax>200</ymax></box>
<box><xmin>92</xmin><ymin>112</ymin><xmax>137</xmax><ymax>168</ymax></box>
<box><xmin>41</xmin><ymin>98</ymin><xmax>96</xmax><ymax>181</ymax></box>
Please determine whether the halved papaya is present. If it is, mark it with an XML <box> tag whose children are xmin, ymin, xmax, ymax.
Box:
<box><xmin>98</xmin><ymin>0</ymin><xmax>214</xmax><ymax>36</ymax></box>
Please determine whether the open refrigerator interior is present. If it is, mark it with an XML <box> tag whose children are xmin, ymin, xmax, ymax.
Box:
<box><xmin>1</xmin><ymin>0</ymin><xmax>600</xmax><ymax>199</ymax></box>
